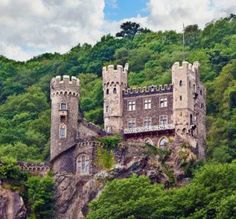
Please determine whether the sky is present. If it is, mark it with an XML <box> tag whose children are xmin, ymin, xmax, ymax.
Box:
<box><xmin>0</xmin><ymin>0</ymin><xmax>235</xmax><ymax>61</ymax></box>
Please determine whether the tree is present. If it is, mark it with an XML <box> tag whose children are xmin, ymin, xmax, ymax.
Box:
<box><xmin>116</xmin><ymin>22</ymin><xmax>145</xmax><ymax>38</ymax></box>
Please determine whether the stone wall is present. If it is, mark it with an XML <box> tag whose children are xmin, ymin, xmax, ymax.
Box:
<box><xmin>123</xmin><ymin>90</ymin><xmax>173</xmax><ymax>129</ymax></box>
<box><xmin>50</xmin><ymin>75</ymin><xmax>80</xmax><ymax>162</ymax></box>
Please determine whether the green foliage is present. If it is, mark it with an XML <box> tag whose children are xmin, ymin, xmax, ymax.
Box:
<box><xmin>116</xmin><ymin>22</ymin><xmax>147</xmax><ymax>38</ymax></box>
<box><xmin>145</xmin><ymin>143</ymin><xmax>170</xmax><ymax>163</ymax></box>
<box><xmin>0</xmin><ymin>158</ymin><xmax>28</xmax><ymax>191</ymax></box>
<box><xmin>88</xmin><ymin>162</ymin><xmax>236</xmax><ymax>219</ymax></box>
<box><xmin>98</xmin><ymin>135</ymin><xmax>122</xmax><ymax>150</ymax></box>
<box><xmin>96</xmin><ymin>135</ymin><xmax>121</xmax><ymax>169</ymax></box>
<box><xmin>0</xmin><ymin>160</ymin><xmax>54</xmax><ymax>219</ymax></box>
<box><xmin>0</xmin><ymin>15</ymin><xmax>234</xmax><ymax>165</ymax></box>
<box><xmin>96</xmin><ymin>147</ymin><xmax>115</xmax><ymax>170</ymax></box>
<box><xmin>27</xmin><ymin>176</ymin><xmax>54</xmax><ymax>219</ymax></box>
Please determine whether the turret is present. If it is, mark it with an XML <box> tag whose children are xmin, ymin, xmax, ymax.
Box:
<box><xmin>172</xmin><ymin>61</ymin><xmax>206</xmax><ymax>158</ymax></box>
<box><xmin>50</xmin><ymin>75</ymin><xmax>80</xmax><ymax>172</ymax></box>
<box><xmin>103</xmin><ymin>64</ymin><xmax>128</xmax><ymax>133</ymax></box>
<box><xmin>172</xmin><ymin>61</ymin><xmax>199</xmax><ymax>135</ymax></box>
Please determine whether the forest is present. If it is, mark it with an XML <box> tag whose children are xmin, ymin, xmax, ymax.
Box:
<box><xmin>0</xmin><ymin>14</ymin><xmax>235</xmax><ymax>218</ymax></box>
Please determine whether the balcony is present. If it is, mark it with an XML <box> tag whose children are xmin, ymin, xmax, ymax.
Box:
<box><xmin>124</xmin><ymin>124</ymin><xmax>175</xmax><ymax>134</ymax></box>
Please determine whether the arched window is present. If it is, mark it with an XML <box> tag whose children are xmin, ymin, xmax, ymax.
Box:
<box><xmin>76</xmin><ymin>154</ymin><xmax>90</xmax><ymax>175</ymax></box>
<box><xmin>59</xmin><ymin>124</ymin><xmax>66</xmax><ymax>139</ymax></box>
<box><xmin>145</xmin><ymin>138</ymin><xmax>154</xmax><ymax>146</ymax></box>
<box><xmin>60</xmin><ymin>102</ymin><xmax>67</xmax><ymax>110</ymax></box>
<box><xmin>106</xmin><ymin>89</ymin><xmax>109</xmax><ymax>94</ymax></box>
<box><xmin>159</xmin><ymin>137</ymin><xmax>169</xmax><ymax>149</ymax></box>
<box><xmin>179</xmin><ymin>80</ymin><xmax>183</xmax><ymax>86</ymax></box>
<box><xmin>113</xmin><ymin>87</ymin><xmax>117</xmax><ymax>94</ymax></box>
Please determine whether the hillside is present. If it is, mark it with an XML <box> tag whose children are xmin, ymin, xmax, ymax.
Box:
<box><xmin>0</xmin><ymin>15</ymin><xmax>235</xmax><ymax>165</ymax></box>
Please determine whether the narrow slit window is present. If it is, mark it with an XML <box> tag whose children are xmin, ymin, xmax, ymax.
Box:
<box><xmin>59</xmin><ymin>124</ymin><xmax>66</xmax><ymax>139</ymax></box>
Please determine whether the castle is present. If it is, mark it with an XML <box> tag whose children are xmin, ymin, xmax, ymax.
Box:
<box><xmin>50</xmin><ymin>61</ymin><xmax>206</xmax><ymax>177</ymax></box>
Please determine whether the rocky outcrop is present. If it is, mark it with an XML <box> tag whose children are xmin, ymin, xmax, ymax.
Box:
<box><xmin>54</xmin><ymin>137</ymin><xmax>198</xmax><ymax>219</ymax></box>
<box><xmin>54</xmin><ymin>155</ymin><xmax>169</xmax><ymax>219</ymax></box>
<box><xmin>0</xmin><ymin>188</ymin><xmax>26</xmax><ymax>219</ymax></box>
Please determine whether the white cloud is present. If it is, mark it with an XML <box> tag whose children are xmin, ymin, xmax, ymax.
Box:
<box><xmin>144</xmin><ymin>0</ymin><xmax>236</xmax><ymax>31</ymax></box>
<box><xmin>0</xmin><ymin>0</ymin><xmax>235</xmax><ymax>61</ymax></box>
<box><xmin>0</xmin><ymin>0</ymin><xmax>105</xmax><ymax>61</ymax></box>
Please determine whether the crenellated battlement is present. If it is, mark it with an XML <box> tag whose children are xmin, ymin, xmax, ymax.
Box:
<box><xmin>172</xmin><ymin>61</ymin><xmax>200</xmax><ymax>74</ymax></box>
<box><xmin>17</xmin><ymin>162</ymin><xmax>50</xmax><ymax>176</ymax></box>
<box><xmin>123</xmin><ymin>84</ymin><xmax>173</xmax><ymax>97</ymax></box>
<box><xmin>50</xmin><ymin>75</ymin><xmax>80</xmax><ymax>97</ymax></box>
<box><xmin>103</xmin><ymin>63</ymin><xmax>128</xmax><ymax>87</ymax></box>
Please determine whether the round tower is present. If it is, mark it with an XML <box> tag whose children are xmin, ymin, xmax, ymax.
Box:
<box><xmin>102</xmin><ymin>63</ymin><xmax>128</xmax><ymax>133</ymax></box>
<box><xmin>50</xmin><ymin>75</ymin><xmax>80</xmax><ymax>172</ymax></box>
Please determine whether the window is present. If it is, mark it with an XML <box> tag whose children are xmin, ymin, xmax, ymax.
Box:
<box><xmin>190</xmin><ymin>114</ymin><xmax>193</xmax><ymax>125</ymax></box>
<box><xmin>144</xmin><ymin>117</ymin><xmax>152</xmax><ymax>127</ymax></box>
<box><xmin>113</xmin><ymin>87</ymin><xmax>117</xmax><ymax>94</ymax></box>
<box><xmin>200</xmin><ymin>89</ymin><xmax>203</xmax><ymax>95</ymax></box>
<box><xmin>201</xmin><ymin>103</ymin><xmax>204</xmax><ymax>109</ymax></box>
<box><xmin>160</xmin><ymin>97</ymin><xmax>168</xmax><ymax>107</ymax></box>
<box><xmin>179</xmin><ymin>80</ymin><xmax>183</xmax><ymax>86</ymax></box>
<box><xmin>60</xmin><ymin>115</ymin><xmax>66</xmax><ymax>123</ymax></box>
<box><xmin>60</xmin><ymin>102</ymin><xmax>67</xmax><ymax>110</ymax></box>
<box><xmin>159</xmin><ymin>137</ymin><xmax>169</xmax><ymax>148</ymax></box>
<box><xmin>145</xmin><ymin>138</ymin><xmax>154</xmax><ymax>145</ymax></box>
<box><xmin>180</xmin><ymin>96</ymin><xmax>182</xmax><ymax>101</ymax></box>
<box><xmin>159</xmin><ymin>115</ymin><xmax>168</xmax><ymax>125</ymax></box>
<box><xmin>106</xmin><ymin>89</ymin><xmax>109</xmax><ymax>94</ymax></box>
<box><xmin>76</xmin><ymin>154</ymin><xmax>90</xmax><ymax>175</ymax></box>
<box><xmin>189</xmin><ymin>81</ymin><xmax>191</xmax><ymax>88</ymax></box>
<box><xmin>128</xmin><ymin>100</ymin><xmax>136</xmax><ymax>111</ymax></box>
<box><xmin>59</xmin><ymin>124</ymin><xmax>66</xmax><ymax>139</ymax></box>
<box><xmin>144</xmin><ymin>99</ymin><xmax>151</xmax><ymax>109</ymax></box>
<box><xmin>105</xmin><ymin>105</ymin><xmax>109</xmax><ymax>113</ymax></box>
<box><xmin>128</xmin><ymin>119</ymin><xmax>136</xmax><ymax>128</ymax></box>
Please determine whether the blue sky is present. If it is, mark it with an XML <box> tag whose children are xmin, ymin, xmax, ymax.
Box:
<box><xmin>0</xmin><ymin>0</ymin><xmax>235</xmax><ymax>61</ymax></box>
<box><xmin>105</xmin><ymin>0</ymin><xmax>148</xmax><ymax>21</ymax></box>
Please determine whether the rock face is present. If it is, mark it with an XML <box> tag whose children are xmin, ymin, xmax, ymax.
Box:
<box><xmin>54</xmin><ymin>137</ymin><xmax>198</xmax><ymax>219</ymax></box>
<box><xmin>0</xmin><ymin>188</ymin><xmax>26</xmax><ymax>219</ymax></box>
<box><xmin>54</xmin><ymin>155</ymin><xmax>171</xmax><ymax>219</ymax></box>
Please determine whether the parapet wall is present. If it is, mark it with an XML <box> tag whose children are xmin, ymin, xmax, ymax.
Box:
<box><xmin>172</xmin><ymin>61</ymin><xmax>200</xmax><ymax>74</ymax></box>
<box><xmin>102</xmin><ymin>64</ymin><xmax>128</xmax><ymax>86</ymax></box>
<box><xmin>123</xmin><ymin>84</ymin><xmax>173</xmax><ymax>97</ymax></box>
<box><xmin>17</xmin><ymin>162</ymin><xmax>50</xmax><ymax>176</ymax></box>
<box><xmin>50</xmin><ymin>75</ymin><xmax>80</xmax><ymax>97</ymax></box>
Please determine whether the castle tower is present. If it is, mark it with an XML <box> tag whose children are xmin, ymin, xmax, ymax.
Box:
<box><xmin>172</xmin><ymin>61</ymin><xmax>206</xmax><ymax>149</ymax></box>
<box><xmin>50</xmin><ymin>75</ymin><xmax>80</xmax><ymax>172</ymax></box>
<box><xmin>102</xmin><ymin>64</ymin><xmax>128</xmax><ymax>133</ymax></box>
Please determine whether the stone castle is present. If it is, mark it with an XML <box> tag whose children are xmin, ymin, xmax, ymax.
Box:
<box><xmin>50</xmin><ymin>60</ymin><xmax>206</xmax><ymax>177</ymax></box>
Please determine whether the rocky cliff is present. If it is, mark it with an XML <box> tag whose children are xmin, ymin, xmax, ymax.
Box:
<box><xmin>54</xmin><ymin>137</ymin><xmax>197</xmax><ymax>219</ymax></box>
<box><xmin>0</xmin><ymin>187</ymin><xmax>26</xmax><ymax>219</ymax></box>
